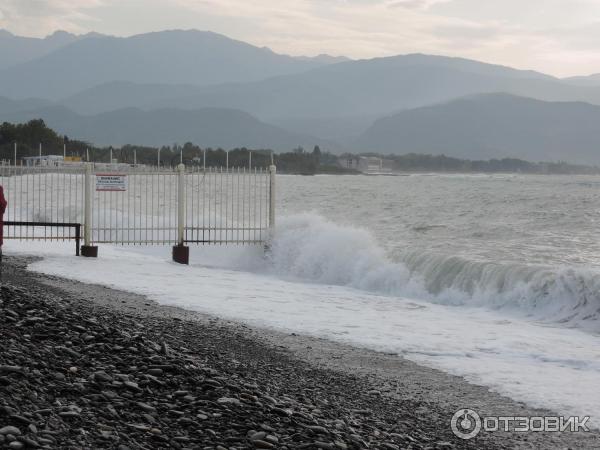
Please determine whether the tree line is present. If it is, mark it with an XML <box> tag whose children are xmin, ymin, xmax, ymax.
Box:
<box><xmin>0</xmin><ymin>120</ymin><xmax>341</xmax><ymax>174</ymax></box>
<box><xmin>346</xmin><ymin>153</ymin><xmax>600</xmax><ymax>174</ymax></box>
<box><xmin>2</xmin><ymin>120</ymin><xmax>598</xmax><ymax>174</ymax></box>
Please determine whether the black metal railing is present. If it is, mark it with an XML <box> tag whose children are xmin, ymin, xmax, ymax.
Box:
<box><xmin>4</xmin><ymin>221</ymin><xmax>81</xmax><ymax>256</ymax></box>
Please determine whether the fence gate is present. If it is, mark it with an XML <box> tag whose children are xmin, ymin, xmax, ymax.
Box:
<box><xmin>1</xmin><ymin>163</ymin><xmax>276</xmax><ymax>264</ymax></box>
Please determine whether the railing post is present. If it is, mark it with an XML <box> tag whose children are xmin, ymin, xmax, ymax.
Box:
<box><xmin>84</xmin><ymin>164</ymin><xmax>92</xmax><ymax>246</ymax></box>
<box><xmin>177</xmin><ymin>163</ymin><xmax>185</xmax><ymax>245</ymax></box>
<box><xmin>269</xmin><ymin>164</ymin><xmax>276</xmax><ymax>229</ymax></box>
<box><xmin>75</xmin><ymin>225</ymin><xmax>81</xmax><ymax>257</ymax></box>
<box><xmin>172</xmin><ymin>163</ymin><xmax>189</xmax><ymax>264</ymax></box>
<box><xmin>81</xmin><ymin>163</ymin><xmax>98</xmax><ymax>257</ymax></box>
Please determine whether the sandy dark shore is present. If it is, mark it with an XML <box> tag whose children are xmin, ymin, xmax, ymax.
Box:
<box><xmin>0</xmin><ymin>254</ymin><xmax>598</xmax><ymax>449</ymax></box>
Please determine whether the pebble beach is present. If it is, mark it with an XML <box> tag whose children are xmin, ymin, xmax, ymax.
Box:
<box><xmin>0</xmin><ymin>255</ymin><xmax>598</xmax><ymax>449</ymax></box>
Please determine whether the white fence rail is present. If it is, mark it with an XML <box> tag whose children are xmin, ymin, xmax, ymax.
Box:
<box><xmin>184</xmin><ymin>166</ymin><xmax>272</xmax><ymax>245</ymax></box>
<box><xmin>91</xmin><ymin>167</ymin><xmax>180</xmax><ymax>245</ymax></box>
<box><xmin>0</xmin><ymin>163</ymin><xmax>275</xmax><ymax>253</ymax></box>
<box><xmin>0</xmin><ymin>165</ymin><xmax>84</xmax><ymax>240</ymax></box>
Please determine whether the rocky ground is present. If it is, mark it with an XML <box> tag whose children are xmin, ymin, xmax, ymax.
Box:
<box><xmin>0</xmin><ymin>255</ymin><xmax>598</xmax><ymax>449</ymax></box>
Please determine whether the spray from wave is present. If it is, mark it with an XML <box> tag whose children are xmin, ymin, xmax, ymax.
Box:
<box><xmin>262</xmin><ymin>214</ymin><xmax>600</xmax><ymax>333</ymax></box>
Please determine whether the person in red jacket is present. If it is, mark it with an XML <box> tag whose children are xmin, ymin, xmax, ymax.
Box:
<box><xmin>0</xmin><ymin>185</ymin><xmax>6</xmax><ymax>277</ymax></box>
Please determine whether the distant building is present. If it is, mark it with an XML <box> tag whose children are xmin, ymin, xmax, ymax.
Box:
<box><xmin>338</xmin><ymin>156</ymin><xmax>393</xmax><ymax>174</ymax></box>
<box><xmin>20</xmin><ymin>155</ymin><xmax>146</xmax><ymax>170</ymax></box>
<box><xmin>338</xmin><ymin>156</ymin><xmax>360</xmax><ymax>171</ymax></box>
<box><xmin>93</xmin><ymin>162</ymin><xmax>147</xmax><ymax>171</ymax></box>
<box><xmin>23</xmin><ymin>155</ymin><xmax>64</xmax><ymax>167</ymax></box>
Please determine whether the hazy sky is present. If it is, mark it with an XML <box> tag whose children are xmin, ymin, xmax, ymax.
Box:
<box><xmin>1</xmin><ymin>0</ymin><xmax>600</xmax><ymax>77</ymax></box>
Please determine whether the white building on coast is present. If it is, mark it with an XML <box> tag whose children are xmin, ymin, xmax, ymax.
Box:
<box><xmin>22</xmin><ymin>155</ymin><xmax>65</xmax><ymax>167</ymax></box>
<box><xmin>338</xmin><ymin>156</ymin><xmax>393</xmax><ymax>174</ymax></box>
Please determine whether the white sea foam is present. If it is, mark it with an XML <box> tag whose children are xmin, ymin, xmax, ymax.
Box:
<box><xmin>228</xmin><ymin>214</ymin><xmax>600</xmax><ymax>333</ymax></box>
<box><xmin>8</xmin><ymin>238</ymin><xmax>600</xmax><ymax>428</ymax></box>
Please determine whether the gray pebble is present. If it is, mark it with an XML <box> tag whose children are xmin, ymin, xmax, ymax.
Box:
<box><xmin>0</xmin><ymin>426</ymin><xmax>21</xmax><ymax>436</ymax></box>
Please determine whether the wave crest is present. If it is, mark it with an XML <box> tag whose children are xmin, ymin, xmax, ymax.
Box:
<box><xmin>266</xmin><ymin>214</ymin><xmax>600</xmax><ymax>333</ymax></box>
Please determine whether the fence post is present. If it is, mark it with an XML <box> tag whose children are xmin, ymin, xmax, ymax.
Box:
<box><xmin>81</xmin><ymin>163</ymin><xmax>98</xmax><ymax>257</ymax></box>
<box><xmin>172</xmin><ymin>163</ymin><xmax>189</xmax><ymax>264</ymax></box>
<box><xmin>269</xmin><ymin>164</ymin><xmax>276</xmax><ymax>229</ymax></box>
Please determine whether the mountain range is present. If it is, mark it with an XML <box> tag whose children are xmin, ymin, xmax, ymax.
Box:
<box><xmin>356</xmin><ymin>94</ymin><xmax>600</xmax><ymax>164</ymax></box>
<box><xmin>0</xmin><ymin>30</ymin><xmax>343</xmax><ymax>100</ymax></box>
<box><xmin>3</xmin><ymin>29</ymin><xmax>600</xmax><ymax>164</ymax></box>
<box><xmin>0</xmin><ymin>30</ymin><xmax>87</xmax><ymax>70</ymax></box>
<box><xmin>0</xmin><ymin>103</ymin><xmax>331</xmax><ymax>150</ymax></box>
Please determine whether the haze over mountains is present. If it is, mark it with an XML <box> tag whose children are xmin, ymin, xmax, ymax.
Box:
<box><xmin>0</xmin><ymin>103</ymin><xmax>331</xmax><ymax>150</ymax></box>
<box><xmin>3</xmin><ymin>29</ymin><xmax>600</xmax><ymax>163</ymax></box>
<box><xmin>0</xmin><ymin>30</ymin><xmax>341</xmax><ymax>100</ymax></box>
<box><xmin>0</xmin><ymin>30</ymin><xmax>87</xmax><ymax>70</ymax></box>
<box><xmin>357</xmin><ymin>94</ymin><xmax>600</xmax><ymax>164</ymax></box>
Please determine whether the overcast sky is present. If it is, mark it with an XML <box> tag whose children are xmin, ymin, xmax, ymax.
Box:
<box><xmin>1</xmin><ymin>0</ymin><xmax>600</xmax><ymax>77</ymax></box>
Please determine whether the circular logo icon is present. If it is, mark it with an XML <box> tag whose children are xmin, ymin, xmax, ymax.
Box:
<box><xmin>451</xmin><ymin>408</ymin><xmax>482</xmax><ymax>440</ymax></box>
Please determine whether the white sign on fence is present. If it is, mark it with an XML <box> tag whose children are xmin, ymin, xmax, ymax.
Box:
<box><xmin>96</xmin><ymin>173</ymin><xmax>127</xmax><ymax>191</ymax></box>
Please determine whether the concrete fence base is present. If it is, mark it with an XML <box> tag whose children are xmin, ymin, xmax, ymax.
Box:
<box><xmin>81</xmin><ymin>245</ymin><xmax>98</xmax><ymax>258</ymax></box>
<box><xmin>172</xmin><ymin>245</ymin><xmax>189</xmax><ymax>265</ymax></box>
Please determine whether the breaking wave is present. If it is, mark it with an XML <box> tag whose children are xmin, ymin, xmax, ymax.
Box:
<box><xmin>265</xmin><ymin>214</ymin><xmax>600</xmax><ymax>333</ymax></box>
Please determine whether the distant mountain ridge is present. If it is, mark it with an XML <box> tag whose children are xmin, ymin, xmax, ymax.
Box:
<box><xmin>0</xmin><ymin>29</ymin><xmax>347</xmax><ymax>99</ymax></box>
<box><xmin>0</xmin><ymin>29</ymin><xmax>97</xmax><ymax>70</ymax></box>
<box><xmin>355</xmin><ymin>93</ymin><xmax>600</xmax><ymax>165</ymax></box>
<box><xmin>58</xmin><ymin>52</ymin><xmax>600</xmax><ymax>138</ymax></box>
<box><xmin>0</xmin><ymin>96</ymin><xmax>52</xmax><ymax>114</ymax></box>
<box><xmin>0</xmin><ymin>104</ymin><xmax>331</xmax><ymax>151</ymax></box>
<box><xmin>562</xmin><ymin>74</ymin><xmax>600</xmax><ymax>86</ymax></box>
<box><xmin>4</xmin><ymin>29</ymin><xmax>600</xmax><ymax>164</ymax></box>
<box><xmin>61</xmin><ymin>53</ymin><xmax>564</xmax><ymax>116</ymax></box>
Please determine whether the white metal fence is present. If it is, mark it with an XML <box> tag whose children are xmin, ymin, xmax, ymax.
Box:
<box><xmin>0</xmin><ymin>163</ymin><xmax>275</xmax><ymax>251</ymax></box>
<box><xmin>0</xmin><ymin>166</ymin><xmax>85</xmax><ymax>253</ymax></box>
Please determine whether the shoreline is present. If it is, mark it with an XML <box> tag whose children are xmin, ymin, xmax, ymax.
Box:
<box><xmin>283</xmin><ymin>171</ymin><xmax>600</xmax><ymax>176</ymax></box>
<box><xmin>2</xmin><ymin>254</ymin><xmax>599</xmax><ymax>449</ymax></box>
